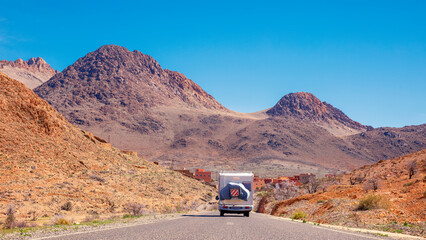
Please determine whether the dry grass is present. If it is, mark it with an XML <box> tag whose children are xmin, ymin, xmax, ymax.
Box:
<box><xmin>357</xmin><ymin>194</ymin><xmax>387</xmax><ymax>211</ymax></box>
<box><xmin>291</xmin><ymin>210</ymin><xmax>307</xmax><ymax>220</ymax></box>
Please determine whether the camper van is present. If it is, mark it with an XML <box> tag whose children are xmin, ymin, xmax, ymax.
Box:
<box><xmin>217</xmin><ymin>172</ymin><xmax>253</xmax><ymax>217</ymax></box>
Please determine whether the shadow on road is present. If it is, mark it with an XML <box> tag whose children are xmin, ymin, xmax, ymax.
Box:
<box><xmin>183</xmin><ymin>214</ymin><xmax>245</xmax><ymax>218</ymax></box>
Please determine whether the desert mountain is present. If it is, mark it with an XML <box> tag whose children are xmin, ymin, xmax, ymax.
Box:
<box><xmin>0</xmin><ymin>57</ymin><xmax>58</xmax><ymax>89</ymax></box>
<box><xmin>33</xmin><ymin>45</ymin><xmax>426</xmax><ymax>177</ymax></box>
<box><xmin>0</xmin><ymin>72</ymin><xmax>214</xmax><ymax>223</ymax></box>
<box><xmin>266</xmin><ymin>92</ymin><xmax>371</xmax><ymax>136</ymax></box>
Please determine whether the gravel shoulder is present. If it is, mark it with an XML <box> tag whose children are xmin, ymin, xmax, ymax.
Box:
<box><xmin>1</xmin><ymin>212</ymin><xmax>188</xmax><ymax>240</ymax></box>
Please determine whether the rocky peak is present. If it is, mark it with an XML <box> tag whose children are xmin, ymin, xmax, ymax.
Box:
<box><xmin>266</xmin><ymin>92</ymin><xmax>327</xmax><ymax>118</ymax></box>
<box><xmin>0</xmin><ymin>57</ymin><xmax>57</xmax><ymax>74</ymax></box>
<box><xmin>0</xmin><ymin>57</ymin><xmax>58</xmax><ymax>89</ymax></box>
<box><xmin>267</xmin><ymin>92</ymin><xmax>367</xmax><ymax>131</ymax></box>
<box><xmin>34</xmin><ymin>44</ymin><xmax>227</xmax><ymax>127</ymax></box>
<box><xmin>36</xmin><ymin>44</ymin><xmax>226</xmax><ymax>110</ymax></box>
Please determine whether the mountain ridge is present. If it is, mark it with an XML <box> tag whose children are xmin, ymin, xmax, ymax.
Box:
<box><xmin>30</xmin><ymin>44</ymin><xmax>426</xmax><ymax>176</ymax></box>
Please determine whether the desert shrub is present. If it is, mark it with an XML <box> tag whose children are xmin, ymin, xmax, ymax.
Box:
<box><xmin>408</xmin><ymin>160</ymin><xmax>417</xmax><ymax>179</ymax></box>
<box><xmin>55</xmin><ymin>218</ymin><xmax>70</xmax><ymax>225</ymax></box>
<box><xmin>403</xmin><ymin>182</ymin><xmax>414</xmax><ymax>187</ymax></box>
<box><xmin>89</xmin><ymin>175</ymin><xmax>105</xmax><ymax>183</ymax></box>
<box><xmin>52</xmin><ymin>214</ymin><xmax>72</xmax><ymax>225</ymax></box>
<box><xmin>14</xmin><ymin>221</ymin><xmax>30</xmax><ymax>228</ymax></box>
<box><xmin>61</xmin><ymin>201</ymin><xmax>73</xmax><ymax>211</ymax></box>
<box><xmin>357</xmin><ymin>194</ymin><xmax>386</xmax><ymax>211</ymax></box>
<box><xmin>350</xmin><ymin>174</ymin><xmax>364</xmax><ymax>185</ymax></box>
<box><xmin>4</xmin><ymin>206</ymin><xmax>16</xmax><ymax>229</ymax></box>
<box><xmin>306</xmin><ymin>178</ymin><xmax>320</xmax><ymax>194</ymax></box>
<box><xmin>363</xmin><ymin>178</ymin><xmax>380</xmax><ymax>192</ymax></box>
<box><xmin>291</xmin><ymin>210</ymin><xmax>307</xmax><ymax>220</ymax></box>
<box><xmin>123</xmin><ymin>202</ymin><xmax>144</xmax><ymax>216</ymax></box>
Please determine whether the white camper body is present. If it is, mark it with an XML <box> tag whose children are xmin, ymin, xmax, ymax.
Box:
<box><xmin>218</xmin><ymin>172</ymin><xmax>253</xmax><ymax>217</ymax></box>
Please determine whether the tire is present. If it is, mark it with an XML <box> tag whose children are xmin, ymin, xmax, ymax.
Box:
<box><xmin>244</xmin><ymin>212</ymin><xmax>250</xmax><ymax>217</ymax></box>
<box><xmin>220</xmin><ymin>211</ymin><xmax>224</xmax><ymax>216</ymax></box>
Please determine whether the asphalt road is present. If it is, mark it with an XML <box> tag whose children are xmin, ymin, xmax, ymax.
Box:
<box><xmin>41</xmin><ymin>212</ymin><xmax>382</xmax><ymax>240</ymax></box>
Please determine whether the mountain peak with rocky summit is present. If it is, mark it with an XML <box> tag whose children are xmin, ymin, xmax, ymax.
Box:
<box><xmin>266</xmin><ymin>92</ymin><xmax>369</xmax><ymax>133</ymax></box>
<box><xmin>0</xmin><ymin>57</ymin><xmax>58</xmax><ymax>89</ymax></box>
<box><xmin>34</xmin><ymin>45</ymin><xmax>227</xmax><ymax>127</ymax></box>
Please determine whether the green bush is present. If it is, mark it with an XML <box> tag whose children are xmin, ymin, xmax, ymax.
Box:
<box><xmin>357</xmin><ymin>194</ymin><xmax>384</xmax><ymax>211</ymax></box>
<box><xmin>291</xmin><ymin>210</ymin><xmax>307</xmax><ymax>220</ymax></box>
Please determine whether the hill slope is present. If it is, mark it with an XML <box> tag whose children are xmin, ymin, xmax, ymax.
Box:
<box><xmin>0</xmin><ymin>72</ymin><xmax>214</xmax><ymax>224</ymax></box>
<box><xmin>271</xmin><ymin>149</ymin><xmax>426</xmax><ymax>235</ymax></box>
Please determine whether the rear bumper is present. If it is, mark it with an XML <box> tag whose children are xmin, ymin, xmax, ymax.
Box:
<box><xmin>219</xmin><ymin>205</ymin><xmax>252</xmax><ymax>212</ymax></box>
<box><xmin>220</xmin><ymin>209</ymin><xmax>251</xmax><ymax>214</ymax></box>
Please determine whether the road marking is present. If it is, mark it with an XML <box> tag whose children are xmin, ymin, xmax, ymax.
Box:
<box><xmin>226</xmin><ymin>222</ymin><xmax>234</xmax><ymax>225</ymax></box>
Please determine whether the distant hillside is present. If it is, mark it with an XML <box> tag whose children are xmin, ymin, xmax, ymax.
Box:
<box><xmin>0</xmin><ymin>57</ymin><xmax>58</xmax><ymax>89</ymax></box>
<box><xmin>0</xmin><ymin>72</ymin><xmax>214</xmax><ymax>224</ymax></box>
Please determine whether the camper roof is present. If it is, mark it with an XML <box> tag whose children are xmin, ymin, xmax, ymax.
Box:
<box><xmin>219</xmin><ymin>172</ymin><xmax>253</xmax><ymax>177</ymax></box>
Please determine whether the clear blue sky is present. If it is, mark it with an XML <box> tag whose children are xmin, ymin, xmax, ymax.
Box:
<box><xmin>1</xmin><ymin>1</ymin><xmax>425</xmax><ymax>128</ymax></box>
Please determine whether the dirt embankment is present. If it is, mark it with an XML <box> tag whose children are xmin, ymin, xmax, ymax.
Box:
<box><xmin>0</xmin><ymin>72</ymin><xmax>215</xmax><ymax>227</ymax></box>
<box><xmin>270</xmin><ymin>149</ymin><xmax>426</xmax><ymax>236</ymax></box>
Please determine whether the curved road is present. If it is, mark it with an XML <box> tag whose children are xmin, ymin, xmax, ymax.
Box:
<box><xmin>41</xmin><ymin>212</ymin><xmax>383</xmax><ymax>240</ymax></box>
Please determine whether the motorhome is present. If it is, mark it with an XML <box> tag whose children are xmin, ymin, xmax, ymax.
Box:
<box><xmin>217</xmin><ymin>172</ymin><xmax>253</xmax><ymax>217</ymax></box>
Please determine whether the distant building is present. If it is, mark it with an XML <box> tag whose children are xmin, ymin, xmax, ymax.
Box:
<box><xmin>194</xmin><ymin>168</ymin><xmax>212</xmax><ymax>183</ymax></box>
<box><xmin>253</xmin><ymin>177</ymin><xmax>265</xmax><ymax>190</ymax></box>
<box><xmin>278</xmin><ymin>176</ymin><xmax>290</xmax><ymax>181</ymax></box>
<box><xmin>299</xmin><ymin>173</ymin><xmax>316</xmax><ymax>184</ymax></box>
<box><xmin>288</xmin><ymin>176</ymin><xmax>300</xmax><ymax>184</ymax></box>
<box><xmin>264</xmin><ymin>178</ymin><xmax>273</xmax><ymax>184</ymax></box>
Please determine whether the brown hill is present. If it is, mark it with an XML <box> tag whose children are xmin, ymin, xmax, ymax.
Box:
<box><xmin>0</xmin><ymin>57</ymin><xmax>58</xmax><ymax>89</ymax></box>
<box><xmin>346</xmin><ymin>125</ymin><xmax>426</xmax><ymax>161</ymax></box>
<box><xmin>34</xmin><ymin>45</ymin><xmax>226</xmax><ymax>121</ymax></box>
<box><xmin>271</xmin><ymin>149</ymin><xmax>426</xmax><ymax>235</ymax></box>
<box><xmin>0</xmin><ymin>72</ymin><xmax>214</xmax><ymax>225</ymax></box>
<box><xmin>32</xmin><ymin>45</ymin><xmax>426</xmax><ymax>177</ymax></box>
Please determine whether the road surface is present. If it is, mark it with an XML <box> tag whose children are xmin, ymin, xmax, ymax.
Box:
<box><xmin>40</xmin><ymin>212</ymin><xmax>383</xmax><ymax>240</ymax></box>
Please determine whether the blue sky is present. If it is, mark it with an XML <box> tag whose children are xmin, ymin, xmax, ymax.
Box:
<box><xmin>0</xmin><ymin>0</ymin><xmax>425</xmax><ymax>127</ymax></box>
